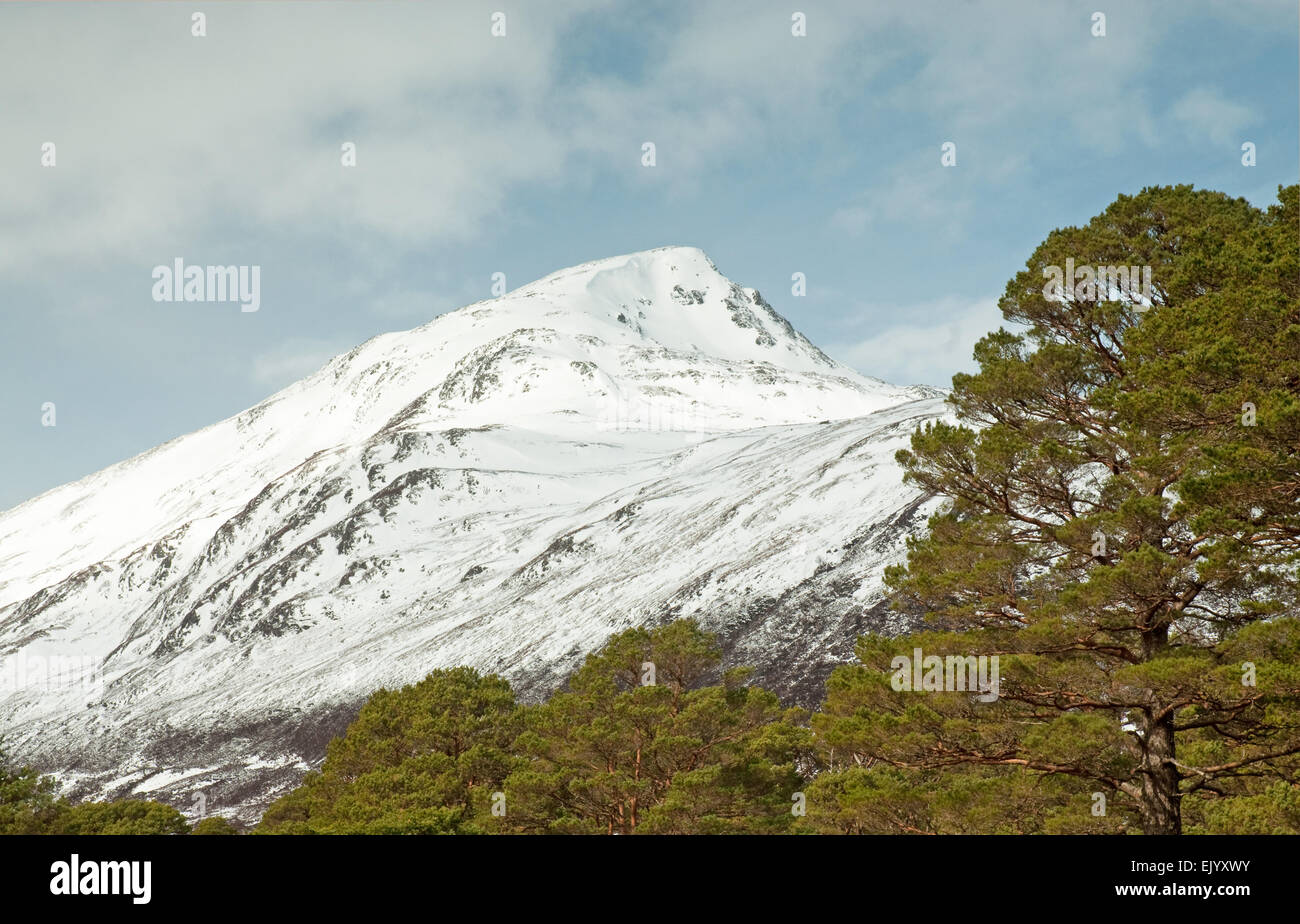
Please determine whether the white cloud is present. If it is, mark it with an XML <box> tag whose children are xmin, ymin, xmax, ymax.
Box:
<box><xmin>0</xmin><ymin>0</ymin><xmax>1211</xmax><ymax>279</ymax></box>
<box><xmin>0</xmin><ymin>0</ymin><xmax>1276</xmax><ymax>285</ymax></box>
<box><xmin>829</xmin><ymin>206</ymin><xmax>871</xmax><ymax>236</ymax></box>
<box><xmin>0</xmin><ymin>3</ymin><xmax>599</xmax><ymax>272</ymax></box>
<box><xmin>250</xmin><ymin>337</ymin><xmax>355</xmax><ymax>389</ymax></box>
<box><xmin>825</xmin><ymin>296</ymin><xmax>1006</xmax><ymax>387</ymax></box>
<box><xmin>1169</xmin><ymin>87</ymin><xmax>1255</xmax><ymax>146</ymax></box>
<box><xmin>828</xmin><ymin>163</ymin><xmax>975</xmax><ymax>238</ymax></box>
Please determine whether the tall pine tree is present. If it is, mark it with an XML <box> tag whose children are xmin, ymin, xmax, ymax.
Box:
<box><xmin>817</xmin><ymin>185</ymin><xmax>1299</xmax><ymax>835</ymax></box>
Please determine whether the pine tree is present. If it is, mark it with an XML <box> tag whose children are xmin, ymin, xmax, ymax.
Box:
<box><xmin>191</xmin><ymin>815</ymin><xmax>240</xmax><ymax>835</ymax></box>
<box><xmin>496</xmin><ymin>620</ymin><xmax>807</xmax><ymax>834</ymax></box>
<box><xmin>0</xmin><ymin>745</ymin><xmax>60</xmax><ymax>834</ymax></box>
<box><xmin>814</xmin><ymin>185</ymin><xmax>1300</xmax><ymax>835</ymax></box>
<box><xmin>50</xmin><ymin>800</ymin><xmax>190</xmax><ymax>835</ymax></box>
<box><xmin>259</xmin><ymin>666</ymin><xmax>520</xmax><ymax>834</ymax></box>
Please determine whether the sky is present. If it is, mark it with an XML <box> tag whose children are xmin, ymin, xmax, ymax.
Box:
<box><xmin>0</xmin><ymin>0</ymin><xmax>1296</xmax><ymax>511</ymax></box>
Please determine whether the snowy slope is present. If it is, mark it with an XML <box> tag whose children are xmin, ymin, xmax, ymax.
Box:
<box><xmin>0</xmin><ymin>246</ymin><xmax>947</xmax><ymax>823</ymax></box>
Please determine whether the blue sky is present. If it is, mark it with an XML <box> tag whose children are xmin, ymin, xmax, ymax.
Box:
<box><xmin>1</xmin><ymin>0</ymin><xmax>1296</xmax><ymax>511</ymax></box>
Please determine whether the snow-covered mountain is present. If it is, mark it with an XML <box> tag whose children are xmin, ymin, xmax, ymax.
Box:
<box><xmin>0</xmin><ymin>246</ymin><xmax>948</xmax><ymax>823</ymax></box>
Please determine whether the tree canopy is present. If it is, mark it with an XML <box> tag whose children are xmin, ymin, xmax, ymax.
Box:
<box><xmin>813</xmin><ymin>184</ymin><xmax>1299</xmax><ymax>835</ymax></box>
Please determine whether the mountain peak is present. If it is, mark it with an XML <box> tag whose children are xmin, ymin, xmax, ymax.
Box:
<box><xmin>446</xmin><ymin>246</ymin><xmax>837</xmax><ymax>376</ymax></box>
<box><xmin>518</xmin><ymin>245</ymin><xmax>719</xmax><ymax>293</ymax></box>
<box><xmin>0</xmin><ymin>247</ymin><xmax>914</xmax><ymax>609</ymax></box>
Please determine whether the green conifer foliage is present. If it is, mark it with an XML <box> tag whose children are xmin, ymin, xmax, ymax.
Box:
<box><xmin>808</xmin><ymin>185</ymin><xmax>1300</xmax><ymax>835</ymax></box>
<box><xmin>259</xmin><ymin>666</ymin><xmax>520</xmax><ymax>834</ymax></box>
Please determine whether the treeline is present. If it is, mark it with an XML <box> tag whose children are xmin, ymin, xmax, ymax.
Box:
<box><xmin>260</xmin><ymin>621</ymin><xmax>804</xmax><ymax>835</ymax></box>
<box><xmin>6</xmin><ymin>609</ymin><xmax>1296</xmax><ymax>835</ymax></box>
<box><xmin>251</xmin><ymin>614</ymin><xmax>1299</xmax><ymax>835</ymax></box>
<box><xmin>0</xmin><ymin>759</ymin><xmax>237</xmax><ymax>834</ymax></box>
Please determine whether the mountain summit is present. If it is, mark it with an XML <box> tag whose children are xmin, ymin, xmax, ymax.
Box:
<box><xmin>0</xmin><ymin>247</ymin><xmax>946</xmax><ymax>822</ymax></box>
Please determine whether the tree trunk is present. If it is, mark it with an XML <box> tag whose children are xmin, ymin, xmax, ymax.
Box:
<box><xmin>1138</xmin><ymin>711</ymin><xmax>1181</xmax><ymax>834</ymax></box>
<box><xmin>1137</xmin><ymin>621</ymin><xmax>1181</xmax><ymax>835</ymax></box>
<box><xmin>629</xmin><ymin>744</ymin><xmax>641</xmax><ymax>831</ymax></box>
